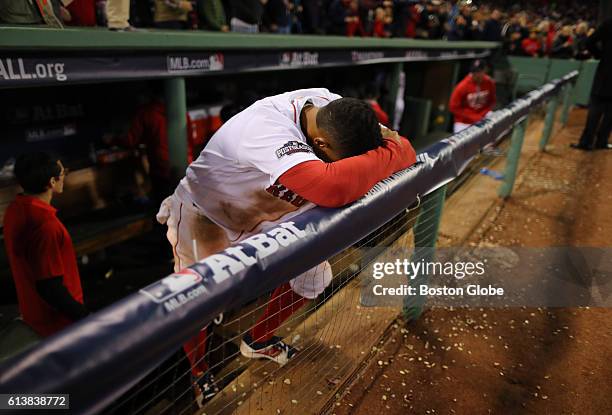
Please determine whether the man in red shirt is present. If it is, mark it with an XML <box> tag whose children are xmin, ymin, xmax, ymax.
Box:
<box><xmin>3</xmin><ymin>153</ymin><xmax>88</xmax><ymax>338</ymax></box>
<box><xmin>449</xmin><ymin>60</ymin><xmax>496</xmax><ymax>133</ymax></box>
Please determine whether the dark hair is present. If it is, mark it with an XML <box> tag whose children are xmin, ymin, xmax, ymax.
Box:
<box><xmin>316</xmin><ymin>98</ymin><xmax>384</xmax><ymax>158</ymax></box>
<box><xmin>14</xmin><ymin>152</ymin><xmax>61</xmax><ymax>194</ymax></box>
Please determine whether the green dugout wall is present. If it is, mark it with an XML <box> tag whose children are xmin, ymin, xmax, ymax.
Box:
<box><xmin>509</xmin><ymin>56</ymin><xmax>598</xmax><ymax>105</ymax></box>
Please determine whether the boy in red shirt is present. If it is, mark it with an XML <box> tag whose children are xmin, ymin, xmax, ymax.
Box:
<box><xmin>449</xmin><ymin>60</ymin><xmax>496</xmax><ymax>133</ymax></box>
<box><xmin>3</xmin><ymin>153</ymin><xmax>88</xmax><ymax>337</ymax></box>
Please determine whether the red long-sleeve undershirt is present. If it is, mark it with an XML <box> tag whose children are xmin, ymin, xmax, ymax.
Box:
<box><xmin>278</xmin><ymin>137</ymin><xmax>417</xmax><ymax>208</ymax></box>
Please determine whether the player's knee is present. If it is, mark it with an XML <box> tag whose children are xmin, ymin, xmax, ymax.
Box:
<box><xmin>289</xmin><ymin>261</ymin><xmax>333</xmax><ymax>299</ymax></box>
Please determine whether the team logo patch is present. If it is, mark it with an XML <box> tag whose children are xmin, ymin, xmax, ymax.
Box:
<box><xmin>140</xmin><ymin>268</ymin><xmax>203</xmax><ymax>303</ymax></box>
<box><xmin>276</xmin><ymin>141</ymin><xmax>313</xmax><ymax>159</ymax></box>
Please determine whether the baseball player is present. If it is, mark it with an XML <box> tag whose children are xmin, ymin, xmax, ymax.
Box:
<box><xmin>449</xmin><ymin>60</ymin><xmax>496</xmax><ymax>133</ymax></box>
<box><xmin>157</xmin><ymin>88</ymin><xmax>416</xmax><ymax>402</ymax></box>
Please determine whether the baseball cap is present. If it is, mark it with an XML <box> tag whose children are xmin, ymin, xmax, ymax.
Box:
<box><xmin>470</xmin><ymin>59</ymin><xmax>487</xmax><ymax>73</ymax></box>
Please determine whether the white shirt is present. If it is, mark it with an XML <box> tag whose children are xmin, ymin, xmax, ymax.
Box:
<box><xmin>175</xmin><ymin>88</ymin><xmax>341</xmax><ymax>241</ymax></box>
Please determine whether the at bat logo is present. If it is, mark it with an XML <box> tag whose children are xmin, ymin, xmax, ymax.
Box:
<box><xmin>140</xmin><ymin>222</ymin><xmax>308</xmax><ymax>310</ymax></box>
<box><xmin>200</xmin><ymin>221</ymin><xmax>308</xmax><ymax>283</ymax></box>
<box><xmin>275</xmin><ymin>141</ymin><xmax>314</xmax><ymax>159</ymax></box>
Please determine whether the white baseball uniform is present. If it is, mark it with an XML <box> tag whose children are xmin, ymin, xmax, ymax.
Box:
<box><xmin>157</xmin><ymin>88</ymin><xmax>341</xmax><ymax>298</ymax></box>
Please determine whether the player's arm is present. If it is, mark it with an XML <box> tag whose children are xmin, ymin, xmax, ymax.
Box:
<box><xmin>279</xmin><ymin>136</ymin><xmax>416</xmax><ymax>208</ymax></box>
<box><xmin>36</xmin><ymin>277</ymin><xmax>90</xmax><ymax>321</ymax></box>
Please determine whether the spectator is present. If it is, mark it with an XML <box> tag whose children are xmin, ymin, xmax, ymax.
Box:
<box><xmin>505</xmin><ymin>30</ymin><xmax>523</xmax><ymax>55</ymax></box>
<box><xmin>154</xmin><ymin>0</ymin><xmax>192</xmax><ymax>29</ymax></box>
<box><xmin>0</xmin><ymin>0</ymin><xmax>67</xmax><ymax>26</ymax></box>
<box><xmin>521</xmin><ymin>29</ymin><xmax>542</xmax><ymax>57</ymax></box>
<box><xmin>0</xmin><ymin>0</ymin><xmax>48</xmax><ymax>25</ymax></box>
<box><xmin>263</xmin><ymin>0</ymin><xmax>292</xmax><ymax>33</ymax></box>
<box><xmin>502</xmin><ymin>13</ymin><xmax>528</xmax><ymax>40</ymax></box>
<box><xmin>571</xmin><ymin>18</ymin><xmax>612</xmax><ymax>151</ymax></box>
<box><xmin>229</xmin><ymin>0</ymin><xmax>266</xmax><ymax>33</ymax></box>
<box><xmin>536</xmin><ymin>20</ymin><xmax>555</xmax><ymax>55</ymax></box>
<box><xmin>65</xmin><ymin>0</ymin><xmax>96</xmax><ymax>26</ymax></box>
<box><xmin>449</xmin><ymin>59</ymin><xmax>496</xmax><ymax>133</ymax></box>
<box><xmin>446</xmin><ymin>0</ymin><xmax>460</xmax><ymax>31</ymax></box>
<box><xmin>301</xmin><ymin>0</ymin><xmax>321</xmax><ymax>34</ymax></box>
<box><xmin>197</xmin><ymin>0</ymin><xmax>229</xmax><ymax>31</ymax></box>
<box><xmin>345</xmin><ymin>0</ymin><xmax>365</xmax><ymax>36</ymax></box>
<box><xmin>287</xmin><ymin>0</ymin><xmax>303</xmax><ymax>33</ymax></box>
<box><xmin>372</xmin><ymin>6</ymin><xmax>391</xmax><ymax>37</ymax></box>
<box><xmin>481</xmin><ymin>8</ymin><xmax>502</xmax><ymax>42</ymax></box>
<box><xmin>327</xmin><ymin>0</ymin><xmax>350</xmax><ymax>35</ymax></box>
<box><xmin>447</xmin><ymin>14</ymin><xmax>467</xmax><ymax>40</ymax></box>
<box><xmin>550</xmin><ymin>25</ymin><xmax>574</xmax><ymax>58</ymax></box>
<box><xmin>573</xmin><ymin>22</ymin><xmax>591</xmax><ymax>60</ymax></box>
<box><xmin>458</xmin><ymin>3</ymin><xmax>475</xmax><ymax>39</ymax></box>
<box><xmin>106</xmin><ymin>0</ymin><xmax>132</xmax><ymax>30</ymax></box>
<box><xmin>403</xmin><ymin>1</ymin><xmax>421</xmax><ymax>38</ymax></box>
<box><xmin>417</xmin><ymin>0</ymin><xmax>442</xmax><ymax>39</ymax></box>
<box><xmin>3</xmin><ymin>153</ymin><xmax>89</xmax><ymax>338</ymax></box>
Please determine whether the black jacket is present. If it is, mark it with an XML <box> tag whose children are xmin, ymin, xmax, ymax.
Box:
<box><xmin>482</xmin><ymin>19</ymin><xmax>502</xmax><ymax>42</ymax></box>
<box><xmin>587</xmin><ymin>18</ymin><xmax>612</xmax><ymax>99</ymax></box>
<box><xmin>231</xmin><ymin>0</ymin><xmax>264</xmax><ymax>25</ymax></box>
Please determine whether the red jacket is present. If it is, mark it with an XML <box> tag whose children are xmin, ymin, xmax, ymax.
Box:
<box><xmin>450</xmin><ymin>74</ymin><xmax>496</xmax><ymax>124</ymax></box>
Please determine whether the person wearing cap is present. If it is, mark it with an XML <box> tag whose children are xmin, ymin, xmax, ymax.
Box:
<box><xmin>449</xmin><ymin>60</ymin><xmax>496</xmax><ymax>133</ymax></box>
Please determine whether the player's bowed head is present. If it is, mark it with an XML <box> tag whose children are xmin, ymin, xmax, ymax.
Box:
<box><xmin>300</xmin><ymin>97</ymin><xmax>388</xmax><ymax>162</ymax></box>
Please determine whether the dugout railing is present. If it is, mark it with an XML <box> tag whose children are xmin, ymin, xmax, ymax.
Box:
<box><xmin>0</xmin><ymin>70</ymin><xmax>578</xmax><ymax>414</ymax></box>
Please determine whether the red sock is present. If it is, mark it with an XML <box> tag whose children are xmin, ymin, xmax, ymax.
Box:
<box><xmin>183</xmin><ymin>327</ymin><xmax>209</xmax><ymax>376</ymax></box>
<box><xmin>250</xmin><ymin>282</ymin><xmax>307</xmax><ymax>343</ymax></box>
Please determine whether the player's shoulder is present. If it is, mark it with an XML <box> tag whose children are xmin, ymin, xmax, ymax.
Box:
<box><xmin>284</xmin><ymin>87</ymin><xmax>341</xmax><ymax>101</ymax></box>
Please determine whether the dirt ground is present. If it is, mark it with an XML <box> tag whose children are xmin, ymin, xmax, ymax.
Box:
<box><xmin>332</xmin><ymin>109</ymin><xmax>612</xmax><ymax>415</ymax></box>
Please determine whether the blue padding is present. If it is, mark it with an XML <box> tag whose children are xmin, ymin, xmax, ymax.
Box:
<box><xmin>0</xmin><ymin>71</ymin><xmax>577</xmax><ymax>415</ymax></box>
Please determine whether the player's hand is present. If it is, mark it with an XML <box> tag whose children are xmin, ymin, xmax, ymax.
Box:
<box><xmin>380</xmin><ymin>125</ymin><xmax>401</xmax><ymax>143</ymax></box>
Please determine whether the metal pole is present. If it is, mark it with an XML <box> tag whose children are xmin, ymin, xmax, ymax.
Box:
<box><xmin>499</xmin><ymin>117</ymin><xmax>528</xmax><ymax>199</ymax></box>
<box><xmin>539</xmin><ymin>94</ymin><xmax>559</xmax><ymax>151</ymax></box>
<box><xmin>560</xmin><ymin>83</ymin><xmax>572</xmax><ymax>127</ymax></box>
<box><xmin>402</xmin><ymin>185</ymin><xmax>447</xmax><ymax>321</ymax></box>
<box><xmin>164</xmin><ymin>77</ymin><xmax>188</xmax><ymax>183</ymax></box>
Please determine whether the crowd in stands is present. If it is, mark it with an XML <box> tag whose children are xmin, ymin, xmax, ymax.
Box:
<box><xmin>0</xmin><ymin>0</ymin><xmax>601</xmax><ymax>56</ymax></box>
